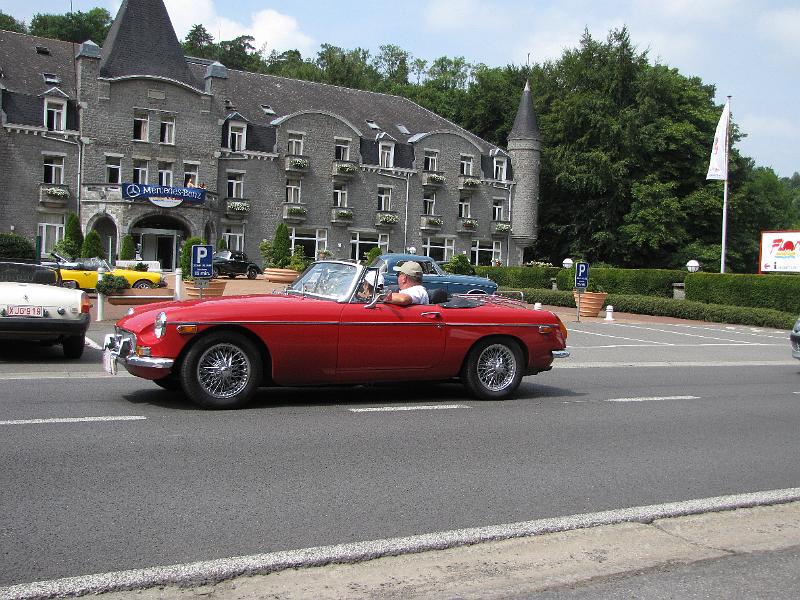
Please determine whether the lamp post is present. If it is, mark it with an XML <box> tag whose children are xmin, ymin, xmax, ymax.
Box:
<box><xmin>686</xmin><ymin>259</ymin><xmax>700</xmax><ymax>273</ymax></box>
<box><xmin>562</xmin><ymin>257</ymin><xmax>573</xmax><ymax>269</ymax></box>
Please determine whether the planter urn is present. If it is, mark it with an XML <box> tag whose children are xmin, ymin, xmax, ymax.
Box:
<box><xmin>185</xmin><ymin>279</ymin><xmax>227</xmax><ymax>299</ymax></box>
<box><xmin>573</xmin><ymin>290</ymin><xmax>608</xmax><ymax>318</ymax></box>
<box><xmin>106</xmin><ymin>288</ymin><xmax>174</xmax><ymax>306</ymax></box>
<box><xmin>264</xmin><ymin>268</ymin><xmax>299</xmax><ymax>284</ymax></box>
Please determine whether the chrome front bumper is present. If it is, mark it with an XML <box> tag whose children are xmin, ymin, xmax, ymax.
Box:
<box><xmin>551</xmin><ymin>349</ymin><xmax>570</xmax><ymax>359</ymax></box>
<box><xmin>103</xmin><ymin>332</ymin><xmax>174</xmax><ymax>374</ymax></box>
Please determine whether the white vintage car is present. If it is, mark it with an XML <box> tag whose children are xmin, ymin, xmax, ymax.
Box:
<box><xmin>0</xmin><ymin>262</ymin><xmax>91</xmax><ymax>358</ymax></box>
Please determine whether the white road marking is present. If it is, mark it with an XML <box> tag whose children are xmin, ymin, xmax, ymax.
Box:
<box><xmin>85</xmin><ymin>336</ymin><xmax>103</xmax><ymax>350</ymax></box>
<box><xmin>557</xmin><ymin>360</ymin><xmax>797</xmax><ymax>368</ymax></box>
<box><xmin>0</xmin><ymin>415</ymin><xmax>146</xmax><ymax>426</ymax></box>
<box><xmin>350</xmin><ymin>404</ymin><xmax>470</xmax><ymax>413</ymax></box>
<box><xmin>615</xmin><ymin>323</ymin><xmax>773</xmax><ymax>344</ymax></box>
<box><xmin>569</xmin><ymin>329</ymin><xmax>673</xmax><ymax>345</ymax></box>
<box><xmin>0</xmin><ymin>372</ymin><xmax>131</xmax><ymax>380</ymax></box>
<box><xmin>605</xmin><ymin>395</ymin><xmax>700</xmax><ymax>403</ymax></box>
<box><xmin>571</xmin><ymin>342</ymin><xmax>782</xmax><ymax>349</ymax></box>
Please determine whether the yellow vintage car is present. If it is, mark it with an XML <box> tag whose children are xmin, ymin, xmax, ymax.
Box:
<box><xmin>56</xmin><ymin>257</ymin><xmax>165</xmax><ymax>290</ymax></box>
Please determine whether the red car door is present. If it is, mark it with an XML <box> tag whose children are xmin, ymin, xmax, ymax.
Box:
<box><xmin>337</xmin><ymin>302</ymin><xmax>447</xmax><ymax>376</ymax></box>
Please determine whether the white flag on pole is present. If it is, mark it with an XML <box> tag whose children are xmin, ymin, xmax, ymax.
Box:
<box><xmin>706</xmin><ymin>99</ymin><xmax>730</xmax><ymax>180</ymax></box>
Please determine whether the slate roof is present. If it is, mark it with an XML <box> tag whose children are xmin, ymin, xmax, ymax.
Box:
<box><xmin>99</xmin><ymin>0</ymin><xmax>201</xmax><ymax>90</ymax></box>
<box><xmin>509</xmin><ymin>80</ymin><xmax>540</xmax><ymax>141</ymax></box>
<box><xmin>0</xmin><ymin>30</ymin><xmax>77</xmax><ymax>98</ymax></box>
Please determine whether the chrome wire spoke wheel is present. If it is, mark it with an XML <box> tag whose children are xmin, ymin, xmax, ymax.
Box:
<box><xmin>196</xmin><ymin>343</ymin><xmax>251</xmax><ymax>399</ymax></box>
<box><xmin>476</xmin><ymin>343</ymin><xmax>516</xmax><ymax>392</ymax></box>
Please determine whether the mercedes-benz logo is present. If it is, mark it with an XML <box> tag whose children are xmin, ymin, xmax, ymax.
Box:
<box><xmin>125</xmin><ymin>184</ymin><xmax>142</xmax><ymax>198</ymax></box>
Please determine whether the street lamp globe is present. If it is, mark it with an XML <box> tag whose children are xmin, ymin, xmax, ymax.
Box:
<box><xmin>562</xmin><ymin>258</ymin><xmax>574</xmax><ymax>269</ymax></box>
<box><xmin>686</xmin><ymin>259</ymin><xmax>700</xmax><ymax>273</ymax></box>
<box><xmin>406</xmin><ymin>246</ymin><xmax>417</xmax><ymax>255</ymax></box>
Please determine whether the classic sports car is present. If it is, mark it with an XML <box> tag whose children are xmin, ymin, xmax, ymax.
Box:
<box><xmin>104</xmin><ymin>260</ymin><xmax>569</xmax><ymax>409</ymax></box>
<box><xmin>212</xmin><ymin>250</ymin><xmax>262</xmax><ymax>279</ymax></box>
<box><xmin>370</xmin><ymin>253</ymin><xmax>498</xmax><ymax>297</ymax></box>
<box><xmin>0</xmin><ymin>261</ymin><xmax>90</xmax><ymax>358</ymax></box>
<box><xmin>51</xmin><ymin>255</ymin><xmax>164</xmax><ymax>290</ymax></box>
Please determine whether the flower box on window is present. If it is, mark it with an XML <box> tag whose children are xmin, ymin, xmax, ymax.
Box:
<box><xmin>458</xmin><ymin>217</ymin><xmax>478</xmax><ymax>234</ymax></box>
<box><xmin>493</xmin><ymin>221</ymin><xmax>512</xmax><ymax>235</ymax></box>
<box><xmin>225</xmin><ymin>200</ymin><xmax>250</xmax><ymax>219</ymax></box>
<box><xmin>458</xmin><ymin>176</ymin><xmax>481</xmax><ymax>194</ymax></box>
<box><xmin>375</xmin><ymin>211</ymin><xmax>399</xmax><ymax>228</ymax></box>
<box><xmin>39</xmin><ymin>184</ymin><xmax>70</xmax><ymax>207</ymax></box>
<box><xmin>331</xmin><ymin>207</ymin><xmax>354</xmax><ymax>225</ymax></box>
<box><xmin>420</xmin><ymin>215</ymin><xmax>443</xmax><ymax>231</ymax></box>
<box><xmin>282</xmin><ymin>203</ymin><xmax>308</xmax><ymax>223</ymax></box>
<box><xmin>285</xmin><ymin>155</ymin><xmax>310</xmax><ymax>173</ymax></box>
<box><xmin>332</xmin><ymin>161</ymin><xmax>358</xmax><ymax>180</ymax></box>
<box><xmin>423</xmin><ymin>172</ymin><xmax>446</xmax><ymax>187</ymax></box>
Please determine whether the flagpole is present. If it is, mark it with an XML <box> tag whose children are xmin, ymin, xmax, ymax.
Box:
<box><xmin>719</xmin><ymin>95</ymin><xmax>731</xmax><ymax>274</ymax></box>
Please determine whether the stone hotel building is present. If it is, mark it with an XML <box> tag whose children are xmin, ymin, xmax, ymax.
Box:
<box><xmin>0</xmin><ymin>0</ymin><xmax>542</xmax><ymax>270</ymax></box>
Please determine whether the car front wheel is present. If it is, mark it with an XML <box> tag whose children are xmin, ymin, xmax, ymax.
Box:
<box><xmin>132</xmin><ymin>280</ymin><xmax>152</xmax><ymax>289</ymax></box>
<box><xmin>247</xmin><ymin>266</ymin><xmax>258</xmax><ymax>279</ymax></box>
<box><xmin>463</xmin><ymin>338</ymin><xmax>523</xmax><ymax>400</ymax></box>
<box><xmin>180</xmin><ymin>332</ymin><xmax>262</xmax><ymax>409</ymax></box>
<box><xmin>62</xmin><ymin>335</ymin><xmax>85</xmax><ymax>359</ymax></box>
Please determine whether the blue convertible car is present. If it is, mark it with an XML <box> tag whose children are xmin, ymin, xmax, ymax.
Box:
<box><xmin>370</xmin><ymin>253</ymin><xmax>498</xmax><ymax>297</ymax></box>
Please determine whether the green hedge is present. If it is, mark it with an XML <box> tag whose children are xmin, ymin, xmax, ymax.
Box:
<box><xmin>515</xmin><ymin>287</ymin><xmax>796</xmax><ymax>330</ymax></box>
<box><xmin>555</xmin><ymin>267</ymin><xmax>685</xmax><ymax>297</ymax></box>
<box><xmin>685</xmin><ymin>272</ymin><xmax>800</xmax><ymax>314</ymax></box>
<box><xmin>476</xmin><ymin>265</ymin><xmax>559</xmax><ymax>288</ymax></box>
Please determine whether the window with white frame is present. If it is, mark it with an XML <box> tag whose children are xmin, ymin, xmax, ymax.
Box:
<box><xmin>44</xmin><ymin>99</ymin><xmax>65</xmax><ymax>131</ymax></box>
<box><xmin>223</xmin><ymin>225</ymin><xmax>244</xmax><ymax>251</ymax></box>
<box><xmin>492</xmin><ymin>198</ymin><xmax>505</xmax><ymax>221</ymax></box>
<box><xmin>106</xmin><ymin>156</ymin><xmax>121</xmax><ymax>184</ymax></box>
<box><xmin>43</xmin><ymin>155</ymin><xmax>64</xmax><ymax>184</ymax></box>
<box><xmin>460</xmin><ymin>155</ymin><xmax>473</xmax><ymax>176</ymax></box>
<box><xmin>471</xmin><ymin>240</ymin><xmax>502</xmax><ymax>266</ymax></box>
<box><xmin>227</xmin><ymin>171</ymin><xmax>244</xmax><ymax>198</ymax></box>
<box><xmin>286</xmin><ymin>179</ymin><xmax>301</xmax><ymax>203</ymax></box>
<box><xmin>160</xmin><ymin>116</ymin><xmax>175</xmax><ymax>144</ymax></box>
<box><xmin>493</xmin><ymin>157</ymin><xmax>507</xmax><ymax>180</ymax></box>
<box><xmin>133</xmin><ymin>160</ymin><xmax>148</xmax><ymax>184</ymax></box>
<box><xmin>228</xmin><ymin>122</ymin><xmax>246</xmax><ymax>151</ymax></box>
<box><xmin>379</xmin><ymin>142</ymin><xmax>394</xmax><ymax>168</ymax></box>
<box><xmin>333</xmin><ymin>183</ymin><xmax>348</xmax><ymax>207</ymax></box>
<box><xmin>183</xmin><ymin>163</ymin><xmax>199</xmax><ymax>187</ymax></box>
<box><xmin>350</xmin><ymin>232</ymin><xmax>388</xmax><ymax>262</ymax></box>
<box><xmin>423</xmin><ymin>150</ymin><xmax>438</xmax><ymax>171</ymax></box>
<box><xmin>158</xmin><ymin>162</ymin><xmax>173</xmax><ymax>186</ymax></box>
<box><xmin>290</xmin><ymin>228</ymin><xmax>327</xmax><ymax>259</ymax></box>
<box><xmin>459</xmin><ymin>197</ymin><xmax>471</xmax><ymax>218</ymax></box>
<box><xmin>37</xmin><ymin>213</ymin><xmax>65</xmax><ymax>257</ymax></box>
<box><xmin>287</xmin><ymin>132</ymin><xmax>304</xmax><ymax>155</ymax></box>
<box><xmin>423</xmin><ymin>237</ymin><xmax>454</xmax><ymax>262</ymax></box>
<box><xmin>334</xmin><ymin>139</ymin><xmax>350</xmax><ymax>161</ymax></box>
<box><xmin>133</xmin><ymin>113</ymin><xmax>149</xmax><ymax>141</ymax></box>
<box><xmin>423</xmin><ymin>191</ymin><xmax>436</xmax><ymax>215</ymax></box>
<box><xmin>377</xmin><ymin>186</ymin><xmax>392</xmax><ymax>211</ymax></box>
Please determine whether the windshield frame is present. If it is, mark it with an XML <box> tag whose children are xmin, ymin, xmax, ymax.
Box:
<box><xmin>288</xmin><ymin>260</ymin><xmax>363</xmax><ymax>302</ymax></box>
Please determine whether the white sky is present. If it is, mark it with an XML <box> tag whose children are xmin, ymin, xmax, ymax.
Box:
<box><xmin>5</xmin><ymin>0</ymin><xmax>798</xmax><ymax>177</ymax></box>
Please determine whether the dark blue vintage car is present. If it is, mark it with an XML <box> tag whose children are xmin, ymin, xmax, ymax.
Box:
<box><xmin>369</xmin><ymin>253</ymin><xmax>498</xmax><ymax>298</ymax></box>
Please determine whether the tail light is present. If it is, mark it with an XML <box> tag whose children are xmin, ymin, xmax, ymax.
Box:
<box><xmin>80</xmin><ymin>292</ymin><xmax>91</xmax><ymax>314</ymax></box>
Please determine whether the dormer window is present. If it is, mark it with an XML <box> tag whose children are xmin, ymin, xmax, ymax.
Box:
<box><xmin>423</xmin><ymin>150</ymin><xmax>438</xmax><ymax>171</ymax></box>
<box><xmin>35</xmin><ymin>45</ymin><xmax>50</xmax><ymax>55</ymax></box>
<box><xmin>379</xmin><ymin>142</ymin><xmax>394</xmax><ymax>168</ymax></box>
<box><xmin>366</xmin><ymin>119</ymin><xmax>381</xmax><ymax>131</ymax></box>
<box><xmin>493</xmin><ymin>157</ymin><xmax>507</xmax><ymax>181</ymax></box>
<box><xmin>44</xmin><ymin>98</ymin><xmax>66</xmax><ymax>131</ymax></box>
<box><xmin>42</xmin><ymin>73</ymin><xmax>60</xmax><ymax>85</ymax></box>
<box><xmin>228</xmin><ymin>122</ymin><xmax>246</xmax><ymax>152</ymax></box>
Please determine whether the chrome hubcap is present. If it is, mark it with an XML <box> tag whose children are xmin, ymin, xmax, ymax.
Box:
<box><xmin>477</xmin><ymin>344</ymin><xmax>516</xmax><ymax>391</ymax></box>
<box><xmin>197</xmin><ymin>343</ymin><xmax>251</xmax><ymax>399</ymax></box>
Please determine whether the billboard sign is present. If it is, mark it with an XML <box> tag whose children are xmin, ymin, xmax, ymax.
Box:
<box><xmin>759</xmin><ymin>231</ymin><xmax>800</xmax><ymax>273</ymax></box>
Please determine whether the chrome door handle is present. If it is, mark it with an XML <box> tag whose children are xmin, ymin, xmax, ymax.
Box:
<box><xmin>420</xmin><ymin>311</ymin><xmax>442</xmax><ymax>319</ymax></box>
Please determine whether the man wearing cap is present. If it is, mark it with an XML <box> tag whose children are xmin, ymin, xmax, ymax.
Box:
<box><xmin>385</xmin><ymin>261</ymin><xmax>429</xmax><ymax>305</ymax></box>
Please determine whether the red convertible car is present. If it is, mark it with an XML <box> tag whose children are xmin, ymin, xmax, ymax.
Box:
<box><xmin>103</xmin><ymin>260</ymin><xmax>569</xmax><ymax>408</ymax></box>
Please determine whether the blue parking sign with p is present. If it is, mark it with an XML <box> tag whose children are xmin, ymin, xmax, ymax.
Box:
<box><xmin>191</xmin><ymin>244</ymin><xmax>214</xmax><ymax>279</ymax></box>
<box><xmin>575</xmin><ymin>261</ymin><xmax>589</xmax><ymax>290</ymax></box>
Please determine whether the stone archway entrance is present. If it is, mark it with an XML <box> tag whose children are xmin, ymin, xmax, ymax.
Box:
<box><xmin>92</xmin><ymin>215</ymin><xmax>117</xmax><ymax>261</ymax></box>
<box><xmin>130</xmin><ymin>215</ymin><xmax>190</xmax><ymax>272</ymax></box>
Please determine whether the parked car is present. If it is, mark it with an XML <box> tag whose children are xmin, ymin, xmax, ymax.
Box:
<box><xmin>212</xmin><ymin>250</ymin><xmax>262</xmax><ymax>279</ymax></box>
<box><xmin>50</xmin><ymin>254</ymin><xmax>164</xmax><ymax>290</ymax></box>
<box><xmin>0</xmin><ymin>261</ymin><xmax>90</xmax><ymax>358</ymax></box>
<box><xmin>370</xmin><ymin>253</ymin><xmax>498</xmax><ymax>297</ymax></box>
<box><xmin>791</xmin><ymin>317</ymin><xmax>800</xmax><ymax>360</ymax></box>
<box><xmin>103</xmin><ymin>260</ymin><xmax>569</xmax><ymax>409</ymax></box>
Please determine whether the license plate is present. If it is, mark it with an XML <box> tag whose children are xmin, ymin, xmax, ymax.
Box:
<box><xmin>103</xmin><ymin>348</ymin><xmax>118</xmax><ymax>376</ymax></box>
<box><xmin>6</xmin><ymin>305</ymin><xmax>43</xmax><ymax>317</ymax></box>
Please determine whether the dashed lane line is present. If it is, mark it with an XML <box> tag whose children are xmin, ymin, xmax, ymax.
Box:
<box><xmin>605</xmin><ymin>395</ymin><xmax>700</xmax><ymax>402</ymax></box>
<box><xmin>0</xmin><ymin>415</ymin><xmax>146</xmax><ymax>426</ymax></box>
<box><xmin>349</xmin><ymin>404</ymin><xmax>470</xmax><ymax>413</ymax></box>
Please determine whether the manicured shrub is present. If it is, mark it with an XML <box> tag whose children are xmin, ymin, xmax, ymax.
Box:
<box><xmin>95</xmin><ymin>274</ymin><xmax>130</xmax><ymax>295</ymax></box>
<box><xmin>555</xmin><ymin>267</ymin><xmax>684</xmax><ymax>297</ymax></box>
<box><xmin>443</xmin><ymin>254</ymin><xmax>474</xmax><ymax>275</ymax></box>
<box><xmin>180</xmin><ymin>236</ymin><xmax>205</xmax><ymax>278</ymax></box>
<box><xmin>0</xmin><ymin>233</ymin><xmax>36</xmax><ymax>259</ymax></box>
<box><xmin>271</xmin><ymin>223</ymin><xmax>291</xmax><ymax>268</ymax></box>
<box><xmin>81</xmin><ymin>230</ymin><xmax>105</xmax><ymax>258</ymax></box>
<box><xmin>217</xmin><ymin>237</ymin><xmax>227</xmax><ymax>251</ymax></box>
<box><xmin>119</xmin><ymin>235</ymin><xmax>136</xmax><ymax>261</ymax></box>
<box><xmin>685</xmin><ymin>272</ymin><xmax>800</xmax><ymax>314</ymax></box>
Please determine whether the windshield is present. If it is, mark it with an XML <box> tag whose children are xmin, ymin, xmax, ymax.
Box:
<box><xmin>289</xmin><ymin>261</ymin><xmax>360</xmax><ymax>301</ymax></box>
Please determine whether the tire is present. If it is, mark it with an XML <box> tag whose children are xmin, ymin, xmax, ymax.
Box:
<box><xmin>63</xmin><ymin>335</ymin><xmax>85</xmax><ymax>359</ymax></box>
<box><xmin>62</xmin><ymin>280</ymin><xmax>78</xmax><ymax>289</ymax></box>
<box><xmin>247</xmin><ymin>266</ymin><xmax>258</xmax><ymax>279</ymax></box>
<box><xmin>153</xmin><ymin>377</ymin><xmax>181</xmax><ymax>391</ymax></box>
<box><xmin>180</xmin><ymin>332</ymin><xmax>262</xmax><ymax>409</ymax></box>
<box><xmin>228</xmin><ymin>273</ymin><xmax>237</xmax><ymax>279</ymax></box>
<box><xmin>463</xmin><ymin>338</ymin><xmax>523</xmax><ymax>400</ymax></box>
<box><xmin>212</xmin><ymin>267</ymin><xmax>220</xmax><ymax>278</ymax></box>
<box><xmin>132</xmin><ymin>280</ymin><xmax>152</xmax><ymax>289</ymax></box>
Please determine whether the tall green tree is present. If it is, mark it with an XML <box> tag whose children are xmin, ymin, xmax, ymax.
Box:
<box><xmin>0</xmin><ymin>11</ymin><xmax>26</xmax><ymax>33</ymax></box>
<box><xmin>29</xmin><ymin>8</ymin><xmax>111</xmax><ymax>44</ymax></box>
<box><xmin>182</xmin><ymin>24</ymin><xmax>216</xmax><ymax>59</ymax></box>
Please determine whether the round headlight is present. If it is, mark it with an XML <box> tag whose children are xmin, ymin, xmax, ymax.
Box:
<box><xmin>154</xmin><ymin>311</ymin><xmax>167</xmax><ymax>338</ymax></box>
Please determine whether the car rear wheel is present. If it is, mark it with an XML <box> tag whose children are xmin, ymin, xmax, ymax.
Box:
<box><xmin>212</xmin><ymin>267</ymin><xmax>220</xmax><ymax>278</ymax></box>
<box><xmin>62</xmin><ymin>335</ymin><xmax>85</xmax><ymax>359</ymax></box>
<box><xmin>247</xmin><ymin>266</ymin><xmax>258</xmax><ymax>279</ymax></box>
<box><xmin>62</xmin><ymin>280</ymin><xmax>78</xmax><ymax>289</ymax></box>
<box><xmin>228</xmin><ymin>273</ymin><xmax>237</xmax><ymax>279</ymax></box>
<box><xmin>132</xmin><ymin>280</ymin><xmax>152</xmax><ymax>289</ymax></box>
<box><xmin>180</xmin><ymin>332</ymin><xmax>262</xmax><ymax>409</ymax></box>
<box><xmin>463</xmin><ymin>338</ymin><xmax>523</xmax><ymax>400</ymax></box>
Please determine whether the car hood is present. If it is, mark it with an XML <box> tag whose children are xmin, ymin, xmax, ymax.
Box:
<box><xmin>0</xmin><ymin>282</ymin><xmax>83</xmax><ymax>306</ymax></box>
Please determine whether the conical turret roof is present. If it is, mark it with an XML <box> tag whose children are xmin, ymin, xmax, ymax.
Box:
<box><xmin>100</xmin><ymin>0</ymin><xmax>200</xmax><ymax>89</ymax></box>
<box><xmin>508</xmin><ymin>80</ymin><xmax>540</xmax><ymax>140</ymax></box>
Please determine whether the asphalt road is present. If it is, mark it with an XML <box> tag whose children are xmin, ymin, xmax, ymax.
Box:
<box><xmin>0</xmin><ymin>318</ymin><xmax>798</xmax><ymax>593</ymax></box>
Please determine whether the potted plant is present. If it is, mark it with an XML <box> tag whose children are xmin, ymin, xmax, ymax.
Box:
<box><xmin>263</xmin><ymin>223</ymin><xmax>299</xmax><ymax>283</ymax></box>
<box><xmin>573</xmin><ymin>281</ymin><xmax>608</xmax><ymax>318</ymax></box>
